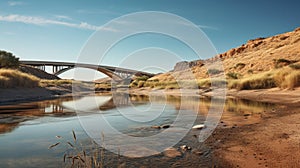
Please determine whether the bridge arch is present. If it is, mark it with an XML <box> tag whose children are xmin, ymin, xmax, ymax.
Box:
<box><xmin>54</xmin><ymin>66</ymin><xmax>123</xmax><ymax>81</ymax></box>
<box><xmin>19</xmin><ymin>60</ymin><xmax>154</xmax><ymax>81</ymax></box>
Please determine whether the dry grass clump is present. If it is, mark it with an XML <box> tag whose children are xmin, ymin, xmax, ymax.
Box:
<box><xmin>229</xmin><ymin>67</ymin><xmax>300</xmax><ymax>90</ymax></box>
<box><xmin>289</xmin><ymin>63</ymin><xmax>300</xmax><ymax>70</ymax></box>
<box><xmin>197</xmin><ymin>78</ymin><xmax>227</xmax><ymax>88</ymax></box>
<box><xmin>49</xmin><ymin>131</ymin><xmax>120</xmax><ymax>168</ymax></box>
<box><xmin>274</xmin><ymin>68</ymin><xmax>300</xmax><ymax>89</ymax></box>
<box><xmin>140</xmin><ymin>79</ymin><xmax>226</xmax><ymax>90</ymax></box>
<box><xmin>39</xmin><ymin>79</ymin><xmax>75</xmax><ymax>87</ymax></box>
<box><xmin>0</xmin><ymin>69</ymin><xmax>39</xmax><ymax>88</ymax></box>
<box><xmin>94</xmin><ymin>83</ymin><xmax>111</xmax><ymax>91</ymax></box>
<box><xmin>228</xmin><ymin>72</ymin><xmax>276</xmax><ymax>90</ymax></box>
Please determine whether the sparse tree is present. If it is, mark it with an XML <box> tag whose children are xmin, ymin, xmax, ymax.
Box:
<box><xmin>0</xmin><ymin>50</ymin><xmax>19</xmax><ymax>69</ymax></box>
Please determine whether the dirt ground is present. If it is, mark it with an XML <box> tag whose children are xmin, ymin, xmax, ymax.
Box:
<box><xmin>207</xmin><ymin>103</ymin><xmax>300</xmax><ymax>168</ymax></box>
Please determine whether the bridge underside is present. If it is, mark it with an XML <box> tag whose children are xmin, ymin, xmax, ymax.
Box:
<box><xmin>54</xmin><ymin>66</ymin><xmax>130</xmax><ymax>81</ymax></box>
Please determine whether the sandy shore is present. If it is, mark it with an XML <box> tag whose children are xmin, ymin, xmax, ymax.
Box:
<box><xmin>206</xmin><ymin>102</ymin><xmax>300</xmax><ymax>167</ymax></box>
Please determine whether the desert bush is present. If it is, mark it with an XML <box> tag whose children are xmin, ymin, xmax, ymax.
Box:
<box><xmin>197</xmin><ymin>78</ymin><xmax>227</xmax><ymax>88</ymax></box>
<box><xmin>235</xmin><ymin>63</ymin><xmax>246</xmax><ymax>69</ymax></box>
<box><xmin>229</xmin><ymin>72</ymin><xmax>276</xmax><ymax>90</ymax></box>
<box><xmin>247</xmin><ymin>69</ymin><xmax>254</xmax><ymax>74</ymax></box>
<box><xmin>130</xmin><ymin>76</ymin><xmax>150</xmax><ymax>88</ymax></box>
<box><xmin>284</xmin><ymin>71</ymin><xmax>300</xmax><ymax>89</ymax></box>
<box><xmin>228</xmin><ymin>67</ymin><xmax>300</xmax><ymax>90</ymax></box>
<box><xmin>129</xmin><ymin>82</ymin><xmax>137</xmax><ymax>88</ymax></box>
<box><xmin>0</xmin><ymin>50</ymin><xmax>19</xmax><ymax>69</ymax></box>
<box><xmin>135</xmin><ymin>75</ymin><xmax>149</xmax><ymax>81</ymax></box>
<box><xmin>274</xmin><ymin>68</ymin><xmax>300</xmax><ymax>89</ymax></box>
<box><xmin>289</xmin><ymin>63</ymin><xmax>300</xmax><ymax>70</ymax></box>
<box><xmin>177</xmin><ymin>80</ymin><xmax>198</xmax><ymax>89</ymax></box>
<box><xmin>273</xmin><ymin>58</ymin><xmax>296</xmax><ymax>68</ymax></box>
<box><xmin>227</xmin><ymin>72</ymin><xmax>241</xmax><ymax>79</ymax></box>
<box><xmin>207</xmin><ymin>68</ymin><xmax>222</xmax><ymax>75</ymax></box>
<box><xmin>197</xmin><ymin>79</ymin><xmax>211</xmax><ymax>88</ymax></box>
<box><xmin>149</xmin><ymin>79</ymin><xmax>159</xmax><ymax>82</ymax></box>
<box><xmin>276</xmin><ymin>58</ymin><xmax>292</xmax><ymax>64</ymax></box>
<box><xmin>137</xmin><ymin>81</ymin><xmax>145</xmax><ymax>88</ymax></box>
<box><xmin>165</xmin><ymin>84</ymin><xmax>180</xmax><ymax>90</ymax></box>
<box><xmin>40</xmin><ymin>79</ymin><xmax>76</xmax><ymax>87</ymax></box>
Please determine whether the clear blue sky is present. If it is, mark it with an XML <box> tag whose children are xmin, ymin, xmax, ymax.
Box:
<box><xmin>0</xmin><ymin>0</ymin><xmax>299</xmax><ymax>78</ymax></box>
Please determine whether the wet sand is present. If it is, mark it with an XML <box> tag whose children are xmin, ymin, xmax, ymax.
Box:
<box><xmin>207</xmin><ymin>104</ymin><xmax>300</xmax><ymax>167</ymax></box>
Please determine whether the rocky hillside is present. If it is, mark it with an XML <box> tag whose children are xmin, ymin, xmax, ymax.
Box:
<box><xmin>150</xmin><ymin>27</ymin><xmax>300</xmax><ymax>81</ymax></box>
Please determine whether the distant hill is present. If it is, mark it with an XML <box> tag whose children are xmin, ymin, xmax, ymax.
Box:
<box><xmin>150</xmin><ymin>27</ymin><xmax>300</xmax><ymax>81</ymax></box>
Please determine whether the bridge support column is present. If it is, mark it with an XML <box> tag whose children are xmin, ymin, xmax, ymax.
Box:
<box><xmin>53</xmin><ymin>65</ymin><xmax>65</xmax><ymax>74</ymax></box>
<box><xmin>36</xmin><ymin>65</ymin><xmax>45</xmax><ymax>71</ymax></box>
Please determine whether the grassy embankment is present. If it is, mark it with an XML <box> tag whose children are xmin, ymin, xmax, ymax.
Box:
<box><xmin>0</xmin><ymin>69</ymin><xmax>39</xmax><ymax>88</ymax></box>
<box><xmin>0</xmin><ymin>69</ymin><xmax>111</xmax><ymax>90</ymax></box>
<box><xmin>130</xmin><ymin>62</ymin><xmax>300</xmax><ymax>90</ymax></box>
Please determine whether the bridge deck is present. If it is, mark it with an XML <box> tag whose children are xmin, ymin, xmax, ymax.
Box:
<box><xmin>20</xmin><ymin>60</ymin><xmax>155</xmax><ymax>77</ymax></box>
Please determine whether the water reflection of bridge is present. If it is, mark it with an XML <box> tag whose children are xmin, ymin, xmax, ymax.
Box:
<box><xmin>99</xmin><ymin>93</ymin><xmax>149</xmax><ymax>110</ymax></box>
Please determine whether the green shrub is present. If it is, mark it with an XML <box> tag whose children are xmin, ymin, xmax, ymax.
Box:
<box><xmin>135</xmin><ymin>75</ymin><xmax>149</xmax><ymax>81</ymax></box>
<box><xmin>0</xmin><ymin>50</ymin><xmax>19</xmax><ymax>69</ymax></box>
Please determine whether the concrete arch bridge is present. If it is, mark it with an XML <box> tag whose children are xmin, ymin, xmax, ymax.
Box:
<box><xmin>20</xmin><ymin>60</ymin><xmax>154</xmax><ymax>81</ymax></box>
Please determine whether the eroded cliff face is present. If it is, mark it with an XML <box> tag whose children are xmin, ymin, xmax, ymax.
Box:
<box><xmin>173</xmin><ymin>60</ymin><xmax>204</xmax><ymax>71</ymax></box>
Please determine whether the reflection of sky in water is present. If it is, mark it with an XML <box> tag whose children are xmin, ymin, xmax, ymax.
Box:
<box><xmin>78</xmin><ymin>103</ymin><xmax>178</xmax><ymax>134</ymax></box>
<box><xmin>0</xmin><ymin>95</ymin><xmax>182</xmax><ymax>167</ymax></box>
<box><xmin>0</xmin><ymin>95</ymin><xmax>277</xmax><ymax>167</ymax></box>
<box><xmin>0</xmin><ymin>116</ymin><xmax>85</xmax><ymax>167</ymax></box>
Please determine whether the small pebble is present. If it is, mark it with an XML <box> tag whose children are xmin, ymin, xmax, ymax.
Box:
<box><xmin>151</xmin><ymin>126</ymin><xmax>161</xmax><ymax>129</ymax></box>
<box><xmin>180</xmin><ymin>145</ymin><xmax>192</xmax><ymax>150</ymax></box>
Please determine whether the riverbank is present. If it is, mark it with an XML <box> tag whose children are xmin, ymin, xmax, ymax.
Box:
<box><xmin>0</xmin><ymin>87</ymin><xmax>72</xmax><ymax>106</ymax></box>
<box><xmin>129</xmin><ymin>87</ymin><xmax>300</xmax><ymax>106</ymax></box>
<box><xmin>2</xmin><ymin>86</ymin><xmax>299</xmax><ymax>106</ymax></box>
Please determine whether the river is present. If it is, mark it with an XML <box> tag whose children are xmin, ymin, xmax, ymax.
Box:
<box><xmin>0</xmin><ymin>93</ymin><xmax>275</xmax><ymax>167</ymax></box>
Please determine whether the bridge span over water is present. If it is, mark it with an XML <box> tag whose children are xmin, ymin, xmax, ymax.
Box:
<box><xmin>20</xmin><ymin>60</ymin><xmax>154</xmax><ymax>80</ymax></box>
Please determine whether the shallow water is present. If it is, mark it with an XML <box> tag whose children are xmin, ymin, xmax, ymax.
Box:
<box><xmin>0</xmin><ymin>93</ymin><xmax>275</xmax><ymax>167</ymax></box>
